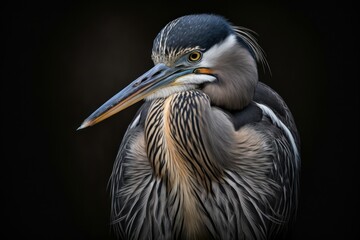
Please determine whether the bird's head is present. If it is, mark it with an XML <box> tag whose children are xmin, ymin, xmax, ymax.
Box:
<box><xmin>78</xmin><ymin>14</ymin><xmax>266</xmax><ymax>129</ymax></box>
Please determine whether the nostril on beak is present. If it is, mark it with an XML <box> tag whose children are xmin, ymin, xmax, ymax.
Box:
<box><xmin>152</xmin><ymin>70</ymin><xmax>161</xmax><ymax>77</ymax></box>
<box><xmin>133</xmin><ymin>77</ymin><xmax>148</xmax><ymax>87</ymax></box>
<box><xmin>133</xmin><ymin>70</ymin><xmax>163</xmax><ymax>88</ymax></box>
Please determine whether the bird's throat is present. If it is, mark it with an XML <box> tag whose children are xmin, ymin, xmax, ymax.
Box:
<box><xmin>144</xmin><ymin>90</ymin><xmax>220</xmax><ymax>238</ymax></box>
<box><xmin>145</xmin><ymin>91</ymin><xmax>222</xmax><ymax>186</ymax></box>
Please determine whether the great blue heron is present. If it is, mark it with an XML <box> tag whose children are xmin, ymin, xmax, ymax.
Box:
<box><xmin>78</xmin><ymin>14</ymin><xmax>300</xmax><ymax>240</ymax></box>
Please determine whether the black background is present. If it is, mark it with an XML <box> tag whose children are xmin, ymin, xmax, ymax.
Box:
<box><xmin>2</xmin><ymin>0</ymin><xmax>359</xmax><ymax>239</ymax></box>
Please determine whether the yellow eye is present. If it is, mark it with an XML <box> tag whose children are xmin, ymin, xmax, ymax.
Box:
<box><xmin>188</xmin><ymin>51</ymin><xmax>202</xmax><ymax>62</ymax></box>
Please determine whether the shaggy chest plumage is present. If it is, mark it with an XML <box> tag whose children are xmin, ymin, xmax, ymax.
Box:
<box><xmin>109</xmin><ymin>87</ymin><xmax>298</xmax><ymax>240</ymax></box>
<box><xmin>145</xmin><ymin>90</ymin><xmax>222</xmax><ymax>188</ymax></box>
<box><xmin>144</xmin><ymin>90</ymin><xmax>220</xmax><ymax>239</ymax></box>
<box><xmin>116</xmin><ymin>90</ymin><xmax>277</xmax><ymax>240</ymax></box>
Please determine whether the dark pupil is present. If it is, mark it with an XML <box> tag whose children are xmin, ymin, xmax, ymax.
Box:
<box><xmin>191</xmin><ymin>53</ymin><xmax>199</xmax><ymax>60</ymax></box>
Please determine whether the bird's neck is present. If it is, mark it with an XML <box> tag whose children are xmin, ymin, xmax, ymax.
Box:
<box><xmin>144</xmin><ymin>90</ymin><xmax>222</xmax><ymax>238</ymax></box>
<box><xmin>202</xmin><ymin>45</ymin><xmax>258</xmax><ymax>110</ymax></box>
<box><xmin>145</xmin><ymin>90</ymin><xmax>223</xmax><ymax>187</ymax></box>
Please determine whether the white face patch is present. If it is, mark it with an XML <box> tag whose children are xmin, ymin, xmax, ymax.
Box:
<box><xmin>174</xmin><ymin>74</ymin><xmax>216</xmax><ymax>85</ymax></box>
<box><xmin>145</xmin><ymin>74</ymin><xmax>216</xmax><ymax>100</ymax></box>
<box><xmin>200</xmin><ymin>34</ymin><xmax>238</xmax><ymax>68</ymax></box>
<box><xmin>145</xmin><ymin>85</ymin><xmax>197</xmax><ymax>100</ymax></box>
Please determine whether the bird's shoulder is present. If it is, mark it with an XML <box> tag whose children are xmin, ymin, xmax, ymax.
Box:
<box><xmin>253</xmin><ymin>82</ymin><xmax>300</xmax><ymax>145</ymax></box>
<box><xmin>224</xmin><ymin>102</ymin><xmax>263</xmax><ymax>131</ymax></box>
<box><xmin>221</xmin><ymin>82</ymin><xmax>297</xmax><ymax>133</ymax></box>
<box><xmin>254</xmin><ymin>82</ymin><xmax>291</xmax><ymax>126</ymax></box>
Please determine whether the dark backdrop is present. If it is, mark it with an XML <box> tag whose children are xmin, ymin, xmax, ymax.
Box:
<box><xmin>2</xmin><ymin>0</ymin><xmax>358</xmax><ymax>239</ymax></box>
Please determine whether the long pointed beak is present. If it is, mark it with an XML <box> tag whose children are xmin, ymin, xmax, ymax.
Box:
<box><xmin>77</xmin><ymin>63</ymin><xmax>195</xmax><ymax>130</ymax></box>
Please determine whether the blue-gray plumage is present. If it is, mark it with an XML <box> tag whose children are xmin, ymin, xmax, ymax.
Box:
<box><xmin>153</xmin><ymin>15</ymin><xmax>232</xmax><ymax>52</ymax></box>
<box><xmin>78</xmin><ymin>14</ymin><xmax>300</xmax><ymax>240</ymax></box>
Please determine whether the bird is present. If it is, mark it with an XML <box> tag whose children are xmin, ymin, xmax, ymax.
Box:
<box><xmin>78</xmin><ymin>14</ymin><xmax>300</xmax><ymax>240</ymax></box>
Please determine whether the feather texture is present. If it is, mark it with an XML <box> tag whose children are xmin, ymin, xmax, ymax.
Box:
<box><xmin>109</xmin><ymin>86</ymin><xmax>300</xmax><ymax>240</ymax></box>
